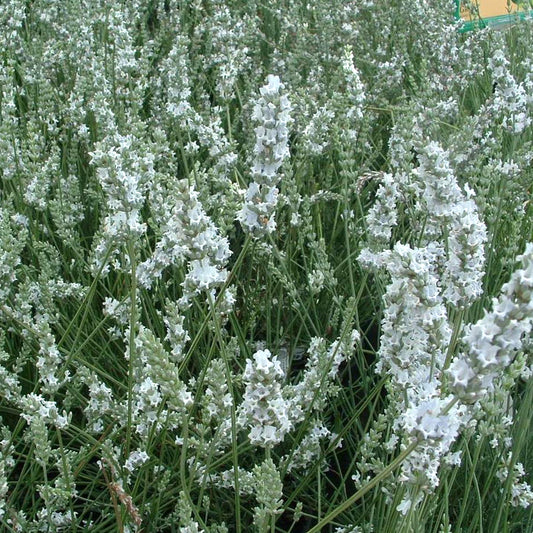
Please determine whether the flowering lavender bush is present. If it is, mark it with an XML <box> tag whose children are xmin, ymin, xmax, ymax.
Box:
<box><xmin>0</xmin><ymin>1</ymin><xmax>532</xmax><ymax>532</ymax></box>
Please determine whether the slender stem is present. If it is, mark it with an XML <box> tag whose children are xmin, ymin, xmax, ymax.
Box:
<box><xmin>208</xmin><ymin>292</ymin><xmax>242</xmax><ymax>533</ymax></box>
<box><xmin>443</xmin><ymin>308</ymin><xmax>465</xmax><ymax>372</ymax></box>
<box><xmin>306</xmin><ymin>396</ymin><xmax>460</xmax><ymax>533</ymax></box>
<box><xmin>126</xmin><ymin>238</ymin><xmax>138</xmax><ymax>458</ymax></box>
<box><xmin>179</xmin><ymin>234</ymin><xmax>252</xmax><ymax>373</ymax></box>
<box><xmin>180</xmin><ymin>416</ymin><xmax>208</xmax><ymax>530</ymax></box>
<box><xmin>306</xmin><ymin>439</ymin><xmax>419</xmax><ymax>533</ymax></box>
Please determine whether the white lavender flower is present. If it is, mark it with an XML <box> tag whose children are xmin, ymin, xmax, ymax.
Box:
<box><xmin>89</xmin><ymin>128</ymin><xmax>153</xmax><ymax>275</ymax></box>
<box><xmin>163</xmin><ymin>300</ymin><xmax>191</xmax><ymax>362</ymax></box>
<box><xmin>370</xmin><ymin>242</ymin><xmax>451</xmax><ymax>392</ymax></box>
<box><xmin>128</xmin><ymin>325</ymin><xmax>193</xmax><ymax>437</ymax></box>
<box><xmin>0</xmin><ymin>427</ymin><xmax>14</xmax><ymax>521</ymax></box>
<box><xmin>360</xmin><ymin>139</ymin><xmax>487</xmax><ymax>309</ymax></box>
<box><xmin>36</xmin><ymin>322</ymin><xmax>67</xmax><ymax>393</ymax></box>
<box><xmin>398</xmin><ymin>394</ymin><xmax>469</xmax><ymax>493</ymax></box>
<box><xmin>340</xmin><ymin>45</ymin><xmax>366</xmax><ymax>137</ymax></box>
<box><xmin>19</xmin><ymin>393</ymin><xmax>69</xmax><ymax>467</ymax></box>
<box><xmin>362</xmin><ymin>173</ymin><xmax>400</xmax><ymax>253</ymax></box>
<box><xmin>200</xmin><ymin>358</ymin><xmax>233</xmax><ymax>427</ymax></box>
<box><xmin>82</xmin><ymin>370</ymin><xmax>117</xmax><ymax>434</ymax></box>
<box><xmin>302</xmin><ymin>104</ymin><xmax>336</xmax><ymax>155</ymax></box>
<box><xmin>488</xmin><ymin>49</ymin><xmax>530</xmax><ymax>134</ymax></box>
<box><xmin>449</xmin><ymin>242</ymin><xmax>533</xmax><ymax>401</ymax></box>
<box><xmin>415</xmin><ymin>141</ymin><xmax>487</xmax><ymax>307</ymax></box>
<box><xmin>496</xmin><ymin>454</ymin><xmax>533</xmax><ymax>509</ymax></box>
<box><xmin>159</xmin><ymin>34</ymin><xmax>238</xmax><ymax>178</ymax></box>
<box><xmin>289</xmin><ymin>331</ymin><xmax>360</xmax><ymax>414</ymax></box>
<box><xmin>138</xmin><ymin>179</ymin><xmax>232</xmax><ymax>311</ymax></box>
<box><xmin>0</xmin><ymin>207</ymin><xmax>28</xmax><ymax>304</ymax></box>
<box><xmin>283</xmin><ymin>420</ymin><xmax>335</xmax><ymax>473</ymax></box>
<box><xmin>124</xmin><ymin>449</ymin><xmax>150</xmax><ymax>477</ymax></box>
<box><xmin>199</xmin><ymin>3</ymin><xmax>254</xmax><ymax>101</ymax></box>
<box><xmin>359</xmin><ymin>240</ymin><xmax>469</xmax><ymax>494</ymax></box>
<box><xmin>237</xmin><ymin>349</ymin><xmax>293</xmax><ymax>448</ymax></box>
<box><xmin>238</xmin><ymin>75</ymin><xmax>292</xmax><ymax>236</ymax></box>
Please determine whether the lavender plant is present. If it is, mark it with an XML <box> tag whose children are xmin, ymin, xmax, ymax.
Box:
<box><xmin>0</xmin><ymin>1</ymin><xmax>531</xmax><ymax>532</ymax></box>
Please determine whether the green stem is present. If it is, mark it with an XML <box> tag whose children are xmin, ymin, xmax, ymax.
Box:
<box><xmin>306</xmin><ymin>439</ymin><xmax>419</xmax><ymax>533</ymax></box>
<box><xmin>179</xmin><ymin>234</ymin><xmax>252</xmax><ymax>373</ymax></box>
<box><xmin>307</xmin><ymin>396</ymin><xmax>460</xmax><ymax>533</ymax></box>
<box><xmin>126</xmin><ymin>238</ymin><xmax>138</xmax><ymax>458</ymax></box>
<box><xmin>443</xmin><ymin>308</ymin><xmax>465</xmax><ymax>372</ymax></box>
<box><xmin>208</xmin><ymin>292</ymin><xmax>242</xmax><ymax>533</ymax></box>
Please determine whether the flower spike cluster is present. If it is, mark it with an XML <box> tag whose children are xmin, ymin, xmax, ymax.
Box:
<box><xmin>449</xmin><ymin>243</ymin><xmax>533</xmax><ymax>401</ymax></box>
<box><xmin>238</xmin><ymin>75</ymin><xmax>292</xmax><ymax>236</ymax></box>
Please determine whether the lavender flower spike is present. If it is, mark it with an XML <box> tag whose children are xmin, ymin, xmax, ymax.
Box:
<box><xmin>238</xmin><ymin>75</ymin><xmax>291</xmax><ymax>236</ymax></box>
<box><xmin>449</xmin><ymin>242</ymin><xmax>533</xmax><ymax>401</ymax></box>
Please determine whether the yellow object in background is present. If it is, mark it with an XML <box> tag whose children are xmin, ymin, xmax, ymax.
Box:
<box><xmin>460</xmin><ymin>0</ymin><xmax>518</xmax><ymax>19</ymax></box>
<box><xmin>458</xmin><ymin>0</ymin><xmax>533</xmax><ymax>30</ymax></box>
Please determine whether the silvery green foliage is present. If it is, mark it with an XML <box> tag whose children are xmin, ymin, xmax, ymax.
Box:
<box><xmin>238</xmin><ymin>75</ymin><xmax>292</xmax><ymax>236</ymax></box>
<box><xmin>0</xmin><ymin>0</ymin><xmax>532</xmax><ymax>528</ymax></box>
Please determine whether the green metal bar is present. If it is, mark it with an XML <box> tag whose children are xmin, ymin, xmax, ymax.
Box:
<box><xmin>455</xmin><ymin>0</ymin><xmax>533</xmax><ymax>32</ymax></box>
